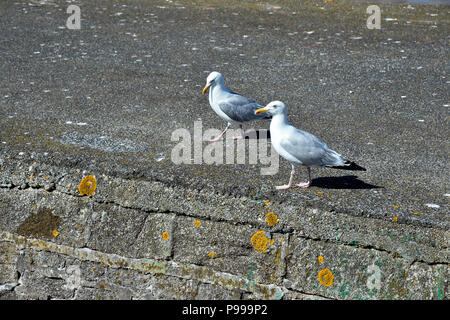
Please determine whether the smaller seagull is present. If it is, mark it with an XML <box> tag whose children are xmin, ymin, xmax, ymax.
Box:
<box><xmin>202</xmin><ymin>71</ymin><xmax>271</xmax><ymax>142</ymax></box>
<box><xmin>255</xmin><ymin>101</ymin><xmax>366</xmax><ymax>190</ymax></box>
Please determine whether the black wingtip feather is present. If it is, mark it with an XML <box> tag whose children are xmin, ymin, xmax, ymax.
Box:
<box><xmin>330</xmin><ymin>161</ymin><xmax>366</xmax><ymax>171</ymax></box>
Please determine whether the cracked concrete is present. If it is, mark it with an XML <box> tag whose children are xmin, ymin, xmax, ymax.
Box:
<box><xmin>0</xmin><ymin>0</ymin><xmax>449</xmax><ymax>300</ymax></box>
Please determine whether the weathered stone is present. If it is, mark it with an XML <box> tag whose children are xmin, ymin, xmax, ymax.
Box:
<box><xmin>0</xmin><ymin>242</ymin><xmax>19</xmax><ymax>283</ymax></box>
<box><xmin>284</xmin><ymin>234</ymin><xmax>447</xmax><ymax>300</ymax></box>
<box><xmin>173</xmin><ymin>216</ymin><xmax>288</xmax><ymax>286</ymax></box>
<box><xmin>196</xmin><ymin>282</ymin><xmax>242</xmax><ymax>300</ymax></box>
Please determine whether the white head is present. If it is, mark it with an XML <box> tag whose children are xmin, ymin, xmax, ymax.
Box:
<box><xmin>255</xmin><ymin>101</ymin><xmax>287</xmax><ymax>116</ymax></box>
<box><xmin>202</xmin><ymin>71</ymin><xmax>224</xmax><ymax>94</ymax></box>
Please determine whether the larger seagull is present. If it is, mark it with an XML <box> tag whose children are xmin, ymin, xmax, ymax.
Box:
<box><xmin>202</xmin><ymin>71</ymin><xmax>270</xmax><ymax>142</ymax></box>
<box><xmin>255</xmin><ymin>101</ymin><xmax>366</xmax><ymax>190</ymax></box>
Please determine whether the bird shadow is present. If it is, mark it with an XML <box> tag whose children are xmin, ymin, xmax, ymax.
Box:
<box><xmin>244</xmin><ymin>129</ymin><xmax>270</xmax><ymax>140</ymax></box>
<box><xmin>311</xmin><ymin>175</ymin><xmax>382</xmax><ymax>190</ymax></box>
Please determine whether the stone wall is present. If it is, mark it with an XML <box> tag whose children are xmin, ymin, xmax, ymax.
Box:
<box><xmin>0</xmin><ymin>161</ymin><xmax>447</xmax><ymax>300</ymax></box>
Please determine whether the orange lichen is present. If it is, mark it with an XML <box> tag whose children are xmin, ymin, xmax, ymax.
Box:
<box><xmin>318</xmin><ymin>256</ymin><xmax>324</xmax><ymax>264</ymax></box>
<box><xmin>393</xmin><ymin>205</ymin><xmax>399</xmax><ymax>209</ymax></box>
<box><xmin>318</xmin><ymin>268</ymin><xmax>334</xmax><ymax>287</ymax></box>
<box><xmin>265</xmin><ymin>212</ymin><xmax>279</xmax><ymax>226</ymax></box>
<box><xmin>251</xmin><ymin>231</ymin><xmax>269</xmax><ymax>253</ymax></box>
<box><xmin>78</xmin><ymin>175</ymin><xmax>97</xmax><ymax>196</ymax></box>
<box><xmin>52</xmin><ymin>229</ymin><xmax>59</xmax><ymax>237</ymax></box>
<box><xmin>193</xmin><ymin>220</ymin><xmax>201</xmax><ymax>227</ymax></box>
<box><xmin>162</xmin><ymin>232</ymin><xmax>169</xmax><ymax>240</ymax></box>
<box><xmin>29</xmin><ymin>173</ymin><xmax>34</xmax><ymax>179</ymax></box>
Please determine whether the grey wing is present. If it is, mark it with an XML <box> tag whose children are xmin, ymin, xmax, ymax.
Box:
<box><xmin>279</xmin><ymin>127</ymin><xmax>345</xmax><ymax>167</ymax></box>
<box><xmin>218</xmin><ymin>94</ymin><xmax>270</xmax><ymax>122</ymax></box>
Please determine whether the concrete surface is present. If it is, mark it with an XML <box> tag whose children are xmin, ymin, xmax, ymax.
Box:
<box><xmin>0</xmin><ymin>0</ymin><xmax>448</xmax><ymax>300</ymax></box>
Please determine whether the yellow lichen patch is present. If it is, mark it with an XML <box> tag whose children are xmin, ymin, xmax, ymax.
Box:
<box><xmin>317</xmin><ymin>191</ymin><xmax>323</xmax><ymax>195</ymax></box>
<box><xmin>52</xmin><ymin>229</ymin><xmax>59</xmax><ymax>237</ymax></box>
<box><xmin>413</xmin><ymin>212</ymin><xmax>420</xmax><ymax>215</ymax></box>
<box><xmin>208</xmin><ymin>251</ymin><xmax>215</xmax><ymax>258</ymax></box>
<box><xmin>393</xmin><ymin>216</ymin><xmax>398</xmax><ymax>222</ymax></box>
<box><xmin>251</xmin><ymin>230</ymin><xmax>269</xmax><ymax>253</ymax></box>
<box><xmin>318</xmin><ymin>268</ymin><xmax>334</xmax><ymax>287</ymax></box>
<box><xmin>193</xmin><ymin>220</ymin><xmax>201</xmax><ymax>228</ymax></box>
<box><xmin>265</xmin><ymin>200</ymin><xmax>270</xmax><ymax>206</ymax></box>
<box><xmin>393</xmin><ymin>205</ymin><xmax>399</xmax><ymax>209</ymax></box>
<box><xmin>274</xmin><ymin>248</ymin><xmax>281</xmax><ymax>265</ymax></box>
<box><xmin>78</xmin><ymin>175</ymin><xmax>97</xmax><ymax>196</ymax></box>
<box><xmin>318</xmin><ymin>255</ymin><xmax>324</xmax><ymax>264</ymax></box>
<box><xmin>265</xmin><ymin>212</ymin><xmax>279</xmax><ymax>226</ymax></box>
<box><xmin>162</xmin><ymin>232</ymin><xmax>170</xmax><ymax>240</ymax></box>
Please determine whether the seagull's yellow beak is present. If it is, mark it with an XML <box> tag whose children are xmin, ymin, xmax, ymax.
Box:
<box><xmin>255</xmin><ymin>107</ymin><xmax>268</xmax><ymax>114</ymax></box>
<box><xmin>202</xmin><ymin>84</ymin><xmax>211</xmax><ymax>95</ymax></box>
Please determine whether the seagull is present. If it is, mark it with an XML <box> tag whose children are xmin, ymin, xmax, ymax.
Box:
<box><xmin>255</xmin><ymin>101</ymin><xmax>366</xmax><ymax>190</ymax></box>
<box><xmin>202</xmin><ymin>71</ymin><xmax>271</xmax><ymax>142</ymax></box>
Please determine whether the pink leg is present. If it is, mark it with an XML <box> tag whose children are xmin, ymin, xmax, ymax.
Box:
<box><xmin>209</xmin><ymin>135</ymin><xmax>224</xmax><ymax>142</ymax></box>
<box><xmin>276</xmin><ymin>166</ymin><xmax>312</xmax><ymax>190</ymax></box>
<box><xmin>295</xmin><ymin>167</ymin><xmax>311</xmax><ymax>188</ymax></box>
<box><xmin>209</xmin><ymin>123</ymin><xmax>230</xmax><ymax>142</ymax></box>
<box><xmin>232</xmin><ymin>124</ymin><xmax>244</xmax><ymax>140</ymax></box>
<box><xmin>276</xmin><ymin>165</ymin><xmax>295</xmax><ymax>190</ymax></box>
<box><xmin>276</xmin><ymin>183</ymin><xmax>292</xmax><ymax>190</ymax></box>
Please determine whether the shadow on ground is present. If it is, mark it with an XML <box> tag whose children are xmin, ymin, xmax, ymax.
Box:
<box><xmin>311</xmin><ymin>175</ymin><xmax>382</xmax><ymax>190</ymax></box>
<box><xmin>244</xmin><ymin>129</ymin><xmax>271</xmax><ymax>139</ymax></box>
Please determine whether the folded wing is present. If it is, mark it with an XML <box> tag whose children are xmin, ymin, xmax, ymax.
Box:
<box><xmin>279</xmin><ymin>127</ymin><xmax>346</xmax><ymax>167</ymax></box>
<box><xmin>218</xmin><ymin>93</ymin><xmax>271</xmax><ymax>123</ymax></box>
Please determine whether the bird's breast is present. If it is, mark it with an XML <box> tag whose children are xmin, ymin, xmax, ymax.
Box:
<box><xmin>208</xmin><ymin>88</ymin><xmax>235</xmax><ymax>123</ymax></box>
